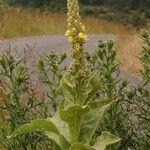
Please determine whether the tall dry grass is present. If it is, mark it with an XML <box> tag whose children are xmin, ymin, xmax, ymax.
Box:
<box><xmin>84</xmin><ymin>17</ymin><xmax>142</xmax><ymax>76</ymax></box>
<box><xmin>0</xmin><ymin>8</ymin><xmax>67</xmax><ymax>39</ymax></box>
<box><xmin>0</xmin><ymin>7</ymin><xmax>133</xmax><ymax>38</ymax></box>
<box><xmin>117</xmin><ymin>32</ymin><xmax>142</xmax><ymax>76</ymax></box>
<box><xmin>0</xmin><ymin>7</ymin><xmax>142</xmax><ymax>75</ymax></box>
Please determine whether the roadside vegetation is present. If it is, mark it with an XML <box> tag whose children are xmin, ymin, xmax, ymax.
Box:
<box><xmin>0</xmin><ymin>3</ymin><xmax>148</xmax><ymax>75</ymax></box>
<box><xmin>0</xmin><ymin>5</ymin><xmax>135</xmax><ymax>39</ymax></box>
<box><xmin>0</xmin><ymin>28</ymin><xmax>149</xmax><ymax>150</ymax></box>
<box><xmin>2</xmin><ymin>0</ymin><xmax>150</xmax><ymax>28</ymax></box>
<box><xmin>0</xmin><ymin>5</ymin><xmax>143</xmax><ymax>75</ymax></box>
<box><xmin>0</xmin><ymin>0</ymin><xmax>150</xmax><ymax>148</ymax></box>
<box><xmin>0</xmin><ymin>1</ymin><xmax>149</xmax><ymax>149</ymax></box>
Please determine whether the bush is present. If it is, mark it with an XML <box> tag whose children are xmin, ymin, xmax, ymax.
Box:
<box><xmin>85</xmin><ymin>33</ymin><xmax>150</xmax><ymax>149</ymax></box>
<box><xmin>130</xmin><ymin>12</ymin><xmax>147</xmax><ymax>27</ymax></box>
<box><xmin>0</xmin><ymin>51</ymin><xmax>66</xmax><ymax>149</ymax></box>
<box><xmin>145</xmin><ymin>9</ymin><xmax>150</xmax><ymax>18</ymax></box>
<box><xmin>81</xmin><ymin>6</ymin><xmax>96</xmax><ymax>16</ymax></box>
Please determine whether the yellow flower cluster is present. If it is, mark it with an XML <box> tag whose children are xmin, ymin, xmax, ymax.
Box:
<box><xmin>65</xmin><ymin>0</ymin><xmax>87</xmax><ymax>48</ymax></box>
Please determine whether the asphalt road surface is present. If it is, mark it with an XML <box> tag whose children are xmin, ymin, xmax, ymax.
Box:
<box><xmin>0</xmin><ymin>34</ymin><xmax>143</xmax><ymax>87</ymax></box>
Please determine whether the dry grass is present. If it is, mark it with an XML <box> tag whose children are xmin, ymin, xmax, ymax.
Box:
<box><xmin>0</xmin><ymin>8</ymin><xmax>67</xmax><ymax>39</ymax></box>
<box><xmin>84</xmin><ymin>17</ymin><xmax>143</xmax><ymax>76</ymax></box>
<box><xmin>0</xmin><ymin>8</ymin><xmax>130</xmax><ymax>38</ymax></box>
<box><xmin>0</xmin><ymin>7</ymin><xmax>142</xmax><ymax>75</ymax></box>
<box><xmin>117</xmin><ymin>33</ymin><xmax>142</xmax><ymax>76</ymax></box>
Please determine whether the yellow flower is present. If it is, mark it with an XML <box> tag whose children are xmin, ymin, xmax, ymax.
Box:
<box><xmin>74</xmin><ymin>20</ymin><xmax>78</xmax><ymax>23</ymax></box>
<box><xmin>68</xmin><ymin>36</ymin><xmax>74</xmax><ymax>43</ymax></box>
<box><xmin>65</xmin><ymin>30</ymin><xmax>71</xmax><ymax>36</ymax></box>
<box><xmin>78</xmin><ymin>32</ymin><xmax>87</xmax><ymax>41</ymax></box>
<box><xmin>75</xmin><ymin>43</ymin><xmax>80</xmax><ymax>51</ymax></box>
<box><xmin>81</xmin><ymin>25</ymin><xmax>86</xmax><ymax>32</ymax></box>
<box><xmin>72</xmin><ymin>28</ymin><xmax>76</xmax><ymax>33</ymax></box>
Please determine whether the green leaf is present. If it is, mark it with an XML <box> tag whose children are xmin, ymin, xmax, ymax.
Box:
<box><xmin>45</xmin><ymin>132</ymin><xmax>60</xmax><ymax>147</ymax></box>
<box><xmin>88</xmin><ymin>99</ymin><xmax>112</xmax><ymax>109</ymax></box>
<box><xmin>45</xmin><ymin>128</ymin><xmax>70</xmax><ymax>150</ymax></box>
<box><xmin>69</xmin><ymin>142</ymin><xmax>93</xmax><ymax>150</ymax></box>
<box><xmin>88</xmin><ymin>75</ymin><xmax>101</xmax><ymax>98</ymax></box>
<box><xmin>83</xmin><ymin>75</ymin><xmax>101</xmax><ymax>104</ymax></box>
<box><xmin>79</xmin><ymin>100</ymin><xmax>113</xmax><ymax>143</ymax></box>
<box><xmin>49</xmin><ymin>112</ymin><xmax>70</xmax><ymax>142</ymax></box>
<box><xmin>93</xmin><ymin>131</ymin><xmax>121</xmax><ymax>150</ymax></box>
<box><xmin>60</xmin><ymin>73</ymin><xmax>75</xmax><ymax>102</ymax></box>
<box><xmin>53</xmin><ymin>141</ymin><xmax>61</xmax><ymax>150</ymax></box>
<box><xmin>8</xmin><ymin>119</ymin><xmax>68</xmax><ymax>149</ymax></box>
<box><xmin>9</xmin><ymin>119</ymin><xmax>59</xmax><ymax>138</ymax></box>
<box><xmin>60</xmin><ymin>102</ymin><xmax>91</xmax><ymax>143</ymax></box>
<box><xmin>59</xmin><ymin>134</ymin><xmax>71</xmax><ymax>150</ymax></box>
<box><xmin>48</xmin><ymin>112</ymin><xmax>71</xmax><ymax>149</ymax></box>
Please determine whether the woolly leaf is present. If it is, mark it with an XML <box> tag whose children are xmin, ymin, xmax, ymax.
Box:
<box><xmin>79</xmin><ymin>100</ymin><xmax>113</xmax><ymax>143</ymax></box>
<box><xmin>8</xmin><ymin>119</ymin><xmax>69</xmax><ymax>149</ymax></box>
<box><xmin>9</xmin><ymin>119</ymin><xmax>59</xmax><ymax>138</ymax></box>
<box><xmin>60</xmin><ymin>73</ymin><xmax>75</xmax><ymax>102</ymax></box>
<box><xmin>49</xmin><ymin>112</ymin><xmax>70</xmax><ymax>142</ymax></box>
<box><xmin>88</xmin><ymin>75</ymin><xmax>101</xmax><ymax>99</ymax></box>
<box><xmin>69</xmin><ymin>142</ymin><xmax>93</xmax><ymax>150</ymax></box>
<box><xmin>60</xmin><ymin>102</ymin><xmax>91</xmax><ymax>143</ymax></box>
<box><xmin>93</xmin><ymin>131</ymin><xmax>121</xmax><ymax>150</ymax></box>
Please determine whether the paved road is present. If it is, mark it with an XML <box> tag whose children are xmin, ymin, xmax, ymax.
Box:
<box><xmin>0</xmin><ymin>34</ymin><xmax>143</xmax><ymax>87</ymax></box>
<box><xmin>0</xmin><ymin>34</ymin><xmax>116</xmax><ymax>53</ymax></box>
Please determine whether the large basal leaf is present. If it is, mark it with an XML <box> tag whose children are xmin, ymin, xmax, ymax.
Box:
<box><xmin>45</xmin><ymin>132</ymin><xmax>61</xmax><ymax>148</ymax></box>
<box><xmin>59</xmin><ymin>133</ymin><xmax>71</xmax><ymax>150</ymax></box>
<box><xmin>60</xmin><ymin>102</ymin><xmax>91</xmax><ymax>143</ymax></box>
<box><xmin>9</xmin><ymin>119</ymin><xmax>59</xmax><ymax>138</ymax></box>
<box><xmin>69</xmin><ymin>142</ymin><xmax>93</xmax><ymax>150</ymax></box>
<box><xmin>49</xmin><ymin>112</ymin><xmax>70</xmax><ymax>142</ymax></box>
<box><xmin>60</xmin><ymin>73</ymin><xmax>75</xmax><ymax>102</ymax></box>
<box><xmin>93</xmin><ymin>131</ymin><xmax>121</xmax><ymax>150</ymax></box>
<box><xmin>46</xmin><ymin>131</ymin><xmax>70</xmax><ymax>150</ymax></box>
<box><xmin>48</xmin><ymin>112</ymin><xmax>71</xmax><ymax>149</ymax></box>
<box><xmin>8</xmin><ymin>119</ymin><xmax>69</xmax><ymax>149</ymax></box>
<box><xmin>53</xmin><ymin>142</ymin><xmax>61</xmax><ymax>150</ymax></box>
<box><xmin>79</xmin><ymin>100</ymin><xmax>113</xmax><ymax>143</ymax></box>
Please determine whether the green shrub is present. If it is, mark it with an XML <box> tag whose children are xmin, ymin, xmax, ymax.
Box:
<box><xmin>81</xmin><ymin>6</ymin><xmax>96</xmax><ymax>16</ymax></box>
<box><xmin>0</xmin><ymin>52</ymin><xmax>51</xmax><ymax>149</ymax></box>
<box><xmin>0</xmin><ymin>50</ymin><xmax>66</xmax><ymax>149</ymax></box>
<box><xmin>38</xmin><ymin>52</ymin><xmax>67</xmax><ymax>113</ymax></box>
<box><xmin>137</xmin><ymin>31</ymin><xmax>150</xmax><ymax>148</ymax></box>
<box><xmin>86</xmin><ymin>33</ymin><xmax>150</xmax><ymax>150</ymax></box>
<box><xmin>145</xmin><ymin>9</ymin><xmax>150</xmax><ymax>18</ymax></box>
<box><xmin>86</xmin><ymin>40</ymin><xmax>135</xmax><ymax>150</ymax></box>
<box><xmin>130</xmin><ymin>12</ymin><xmax>147</xmax><ymax>27</ymax></box>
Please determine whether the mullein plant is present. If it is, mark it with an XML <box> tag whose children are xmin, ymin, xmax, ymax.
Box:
<box><xmin>9</xmin><ymin>0</ymin><xmax>120</xmax><ymax>149</ymax></box>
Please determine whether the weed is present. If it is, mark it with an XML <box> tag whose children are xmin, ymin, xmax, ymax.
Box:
<box><xmin>8</xmin><ymin>0</ymin><xmax>120</xmax><ymax>149</ymax></box>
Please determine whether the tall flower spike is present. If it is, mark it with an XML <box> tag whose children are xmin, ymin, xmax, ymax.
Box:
<box><xmin>65</xmin><ymin>0</ymin><xmax>87</xmax><ymax>60</ymax></box>
<box><xmin>64</xmin><ymin>0</ymin><xmax>89</xmax><ymax>105</ymax></box>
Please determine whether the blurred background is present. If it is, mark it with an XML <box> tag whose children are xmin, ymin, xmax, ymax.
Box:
<box><xmin>0</xmin><ymin>0</ymin><xmax>150</xmax><ymax>75</ymax></box>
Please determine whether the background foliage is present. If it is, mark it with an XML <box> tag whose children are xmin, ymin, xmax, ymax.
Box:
<box><xmin>1</xmin><ymin>0</ymin><xmax>149</xmax><ymax>27</ymax></box>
